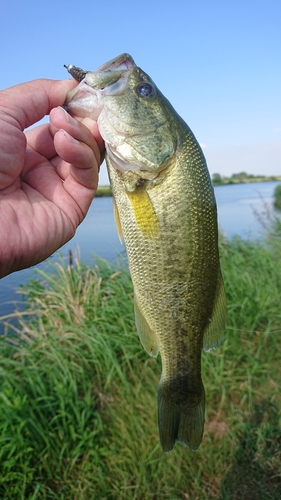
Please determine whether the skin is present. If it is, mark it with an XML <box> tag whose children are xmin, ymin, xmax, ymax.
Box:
<box><xmin>0</xmin><ymin>78</ymin><xmax>104</xmax><ymax>278</ymax></box>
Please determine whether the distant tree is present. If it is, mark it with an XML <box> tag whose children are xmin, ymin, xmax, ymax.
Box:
<box><xmin>231</xmin><ymin>172</ymin><xmax>248</xmax><ymax>180</ymax></box>
<box><xmin>212</xmin><ymin>173</ymin><xmax>222</xmax><ymax>185</ymax></box>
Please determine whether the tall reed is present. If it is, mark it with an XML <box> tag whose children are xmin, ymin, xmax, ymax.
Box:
<box><xmin>1</xmin><ymin>236</ymin><xmax>281</xmax><ymax>499</ymax></box>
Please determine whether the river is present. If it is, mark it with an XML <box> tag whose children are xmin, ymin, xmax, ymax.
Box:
<box><xmin>0</xmin><ymin>181</ymin><xmax>280</xmax><ymax>321</ymax></box>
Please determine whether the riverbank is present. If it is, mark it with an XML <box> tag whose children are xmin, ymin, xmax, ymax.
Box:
<box><xmin>212</xmin><ymin>173</ymin><xmax>281</xmax><ymax>186</ymax></box>
<box><xmin>1</xmin><ymin>181</ymin><xmax>280</xmax><ymax>334</ymax></box>
<box><xmin>96</xmin><ymin>175</ymin><xmax>281</xmax><ymax>196</ymax></box>
<box><xmin>1</xmin><ymin>228</ymin><xmax>281</xmax><ymax>498</ymax></box>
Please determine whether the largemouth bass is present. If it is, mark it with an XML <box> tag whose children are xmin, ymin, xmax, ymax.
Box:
<box><xmin>65</xmin><ymin>54</ymin><xmax>227</xmax><ymax>452</ymax></box>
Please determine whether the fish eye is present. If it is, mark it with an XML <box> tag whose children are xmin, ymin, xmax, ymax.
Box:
<box><xmin>136</xmin><ymin>82</ymin><xmax>155</xmax><ymax>98</ymax></box>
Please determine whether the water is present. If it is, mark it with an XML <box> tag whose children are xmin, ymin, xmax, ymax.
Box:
<box><xmin>215</xmin><ymin>181</ymin><xmax>278</xmax><ymax>239</ymax></box>
<box><xmin>0</xmin><ymin>181</ymin><xmax>280</xmax><ymax>320</ymax></box>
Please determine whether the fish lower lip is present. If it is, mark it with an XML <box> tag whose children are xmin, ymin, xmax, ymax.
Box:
<box><xmin>65</xmin><ymin>81</ymin><xmax>92</xmax><ymax>103</ymax></box>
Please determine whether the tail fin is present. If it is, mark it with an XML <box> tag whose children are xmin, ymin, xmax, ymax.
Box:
<box><xmin>157</xmin><ymin>377</ymin><xmax>205</xmax><ymax>452</ymax></box>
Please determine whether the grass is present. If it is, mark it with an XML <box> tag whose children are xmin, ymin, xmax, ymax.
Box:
<box><xmin>1</xmin><ymin>231</ymin><xmax>281</xmax><ymax>499</ymax></box>
<box><xmin>273</xmin><ymin>184</ymin><xmax>281</xmax><ymax>211</ymax></box>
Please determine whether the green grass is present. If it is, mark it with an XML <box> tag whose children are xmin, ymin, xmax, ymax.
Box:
<box><xmin>1</xmin><ymin>233</ymin><xmax>281</xmax><ymax>499</ymax></box>
<box><xmin>273</xmin><ymin>183</ymin><xmax>281</xmax><ymax>211</ymax></box>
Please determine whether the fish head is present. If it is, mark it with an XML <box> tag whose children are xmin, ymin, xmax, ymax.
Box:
<box><xmin>65</xmin><ymin>54</ymin><xmax>179</xmax><ymax>180</ymax></box>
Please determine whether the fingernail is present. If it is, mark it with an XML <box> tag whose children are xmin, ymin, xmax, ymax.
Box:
<box><xmin>60</xmin><ymin>129</ymin><xmax>79</xmax><ymax>144</ymax></box>
<box><xmin>59</xmin><ymin>106</ymin><xmax>78</xmax><ymax>126</ymax></box>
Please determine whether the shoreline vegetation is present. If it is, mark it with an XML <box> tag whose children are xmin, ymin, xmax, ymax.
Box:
<box><xmin>1</xmin><ymin>215</ymin><xmax>281</xmax><ymax>497</ymax></box>
<box><xmin>96</xmin><ymin>172</ymin><xmax>281</xmax><ymax>196</ymax></box>
<box><xmin>211</xmin><ymin>171</ymin><xmax>281</xmax><ymax>186</ymax></box>
<box><xmin>95</xmin><ymin>184</ymin><xmax>112</xmax><ymax>196</ymax></box>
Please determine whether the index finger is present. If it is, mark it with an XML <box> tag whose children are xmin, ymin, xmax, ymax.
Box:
<box><xmin>0</xmin><ymin>78</ymin><xmax>77</xmax><ymax>131</ymax></box>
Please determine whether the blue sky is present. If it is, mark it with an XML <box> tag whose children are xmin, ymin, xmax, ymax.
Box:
<box><xmin>1</xmin><ymin>0</ymin><xmax>281</xmax><ymax>184</ymax></box>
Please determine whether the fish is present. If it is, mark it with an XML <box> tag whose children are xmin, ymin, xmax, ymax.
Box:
<box><xmin>64</xmin><ymin>54</ymin><xmax>227</xmax><ymax>452</ymax></box>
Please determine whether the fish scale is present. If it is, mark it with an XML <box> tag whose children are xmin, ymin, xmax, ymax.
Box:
<box><xmin>65</xmin><ymin>53</ymin><xmax>227</xmax><ymax>451</ymax></box>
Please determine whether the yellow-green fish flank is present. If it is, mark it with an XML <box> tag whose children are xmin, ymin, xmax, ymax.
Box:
<box><xmin>65</xmin><ymin>54</ymin><xmax>227</xmax><ymax>452</ymax></box>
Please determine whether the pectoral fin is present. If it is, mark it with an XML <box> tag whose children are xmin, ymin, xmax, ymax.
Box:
<box><xmin>203</xmin><ymin>271</ymin><xmax>227</xmax><ymax>352</ymax></box>
<box><xmin>127</xmin><ymin>187</ymin><xmax>160</xmax><ymax>239</ymax></box>
<box><xmin>113</xmin><ymin>196</ymin><xmax>123</xmax><ymax>242</ymax></box>
<box><xmin>134</xmin><ymin>294</ymin><xmax>159</xmax><ymax>357</ymax></box>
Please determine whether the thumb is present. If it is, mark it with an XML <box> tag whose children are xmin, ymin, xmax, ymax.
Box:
<box><xmin>0</xmin><ymin>78</ymin><xmax>77</xmax><ymax>131</ymax></box>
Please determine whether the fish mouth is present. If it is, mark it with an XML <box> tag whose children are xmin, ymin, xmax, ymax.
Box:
<box><xmin>64</xmin><ymin>54</ymin><xmax>136</xmax><ymax>119</ymax></box>
<box><xmin>94</xmin><ymin>53</ymin><xmax>136</xmax><ymax>73</ymax></box>
<box><xmin>65</xmin><ymin>53</ymin><xmax>136</xmax><ymax>84</ymax></box>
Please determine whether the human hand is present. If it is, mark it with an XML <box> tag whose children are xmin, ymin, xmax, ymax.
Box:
<box><xmin>0</xmin><ymin>78</ymin><xmax>104</xmax><ymax>278</ymax></box>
